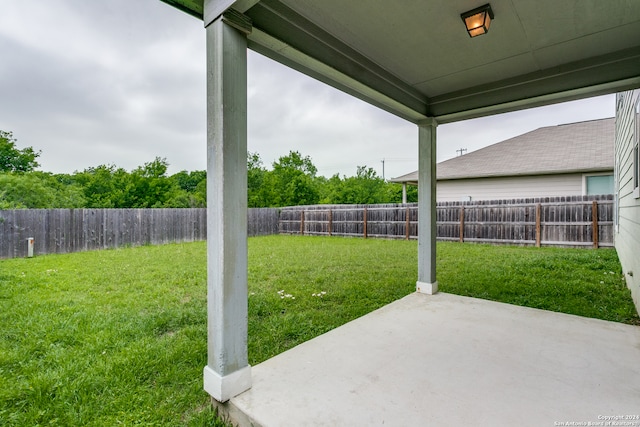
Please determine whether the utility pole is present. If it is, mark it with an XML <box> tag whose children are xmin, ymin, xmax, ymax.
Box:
<box><xmin>381</xmin><ymin>158</ymin><xmax>385</xmax><ymax>180</ymax></box>
<box><xmin>456</xmin><ymin>148</ymin><xmax>467</xmax><ymax>157</ymax></box>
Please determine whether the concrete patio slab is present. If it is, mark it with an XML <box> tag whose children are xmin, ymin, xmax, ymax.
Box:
<box><xmin>219</xmin><ymin>293</ymin><xmax>640</xmax><ymax>427</ymax></box>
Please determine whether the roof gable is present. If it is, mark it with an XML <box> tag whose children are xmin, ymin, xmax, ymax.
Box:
<box><xmin>392</xmin><ymin>117</ymin><xmax>614</xmax><ymax>182</ymax></box>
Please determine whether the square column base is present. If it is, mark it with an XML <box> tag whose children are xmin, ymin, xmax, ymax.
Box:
<box><xmin>416</xmin><ymin>281</ymin><xmax>438</xmax><ymax>295</ymax></box>
<box><xmin>204</xmin><ymin>365</ymin><xmax>252</xmax><ymax>403</ymax></box>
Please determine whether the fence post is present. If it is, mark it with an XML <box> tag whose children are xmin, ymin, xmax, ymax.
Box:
<box><xmin>363</xmin><ymin>207</ymin><xmax>368</xmax><ymax>239</ymax></box>
<box><xmin>592</xmin><ymin>201</ymin><xmax>599</xmax><ymax>249</ymax></box>
<box><xmin>405</xmin><ymin>206</ymin><xmax>410</xmax><ymax>240</ymax></box>
<box><xmin>459</xmin><ymin>206</ymin><xmax>465</xmax><ymax>243</ymax></box>
<box><xmin>27</xmin><ymin>237</ymin><xmax>34</xmax><ymax>258</ymax></box>
<box><xmin>300</xmin><ymin>210</ymin><xmax>305</xmax><ymax>236</ymax></box>
<box><xmin>328</xmin><ymin>209</ymin><xmax>332</xmax><ymax>237</ymax></box>
<box><xmin>535</xmin><ymin>203</ymin><xmax>542</xmax><ymax>247</ymax></box>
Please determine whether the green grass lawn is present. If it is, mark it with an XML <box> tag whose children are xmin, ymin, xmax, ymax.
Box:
<box><xmin>1</xmin><ymin>236</ymin><xmax>637</xmax><ymax>426</ymax></box>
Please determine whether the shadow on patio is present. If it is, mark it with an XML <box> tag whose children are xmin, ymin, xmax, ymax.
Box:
<box><xmin>219</xmin><ymin>292</ymin><xmax>640</xmax><ymax>427</ymax></box>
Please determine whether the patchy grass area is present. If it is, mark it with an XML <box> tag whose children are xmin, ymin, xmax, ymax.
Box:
<box><xmin>436</xmin><ymin>243</ymin><xmax>638</xmax><ymax>325</ymax></box>
<box><xmin>0</xmin><ymin>243</ymin><xmax>227</xmax><ymax>427</ymax></box>
<box><xmin>1</xmin><ymin>236</ymin><xmax>637</xmax><ymax>425</ymax></box>
<box><xmin>247</xmin><ymin>236</ymin><xmax>417</xmax><ymax>363</ymax></box>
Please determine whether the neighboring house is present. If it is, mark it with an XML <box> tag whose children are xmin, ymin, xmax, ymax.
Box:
<box><xmin>392</xmin><ymin>118</ymin><xmax>614</xmax><ymax>202</ymax></box>
<box><xmin>614</xmin><ymin>90</ymin><xmax>640</xmax><ymax>311</ymax></box>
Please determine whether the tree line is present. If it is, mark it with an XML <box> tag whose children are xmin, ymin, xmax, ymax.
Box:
<box><xmin>0</xmin><ymin>131</ymin><xmax>417</xmax><ymax>209</ymax></box>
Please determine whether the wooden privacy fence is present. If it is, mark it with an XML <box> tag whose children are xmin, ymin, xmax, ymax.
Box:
<box><xmin>0</xmin><ymin>208</ymin><xmax>280</xmax><ymax>259</ymax></box>
<box><xmin>0</xmin><ymin>196</ymin><xmax>614</xmax><ymax>258</ymax></box>
<box><xmin>279</xmin><ymin>195</ymin><xmax>614</xmax><ymax>248</ymax></box>
<box><xmin>280</xmin><ymin>203</ymin><xmax>418</xmax><ymax>239</ymax></box>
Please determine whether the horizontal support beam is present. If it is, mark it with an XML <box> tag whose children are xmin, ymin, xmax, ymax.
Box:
<box><xmin>432</xmin><ymin>47</ymin><xmax>640</xmax><ymax>123</ymax></box>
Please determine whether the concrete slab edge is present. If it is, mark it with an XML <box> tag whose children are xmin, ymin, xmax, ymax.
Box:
<box><xmin>212</xmin><ymin>397</ymin><xmax>263</xmax><ymax>427</ymax></box>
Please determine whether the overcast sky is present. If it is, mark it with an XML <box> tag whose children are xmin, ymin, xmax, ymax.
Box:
<box><xmin>0</xmin><ymin>0</ymin><xmax>615</xmax><ymax>180</ymax></box>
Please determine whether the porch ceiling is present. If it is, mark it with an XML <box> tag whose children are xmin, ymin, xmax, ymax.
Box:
<box><xmin>161</xmin><ymin>0</ymin><xmax>640</xmax><ymax>123</ymax></box>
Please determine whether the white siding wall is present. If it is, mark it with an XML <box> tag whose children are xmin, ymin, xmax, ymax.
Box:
<box><xmin>437</xmin><ymin>174</ymin><xmax>584</xmax><ymax>202</ymax></box>
<box><xmin>615</xmin><ymin>89</ymin><xmax>640</xmax><ymax>313</ymax></box>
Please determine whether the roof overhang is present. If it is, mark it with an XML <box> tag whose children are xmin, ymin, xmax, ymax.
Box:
<box><xmin>390</xmin><ymin>168</ymin><xmax>614</xmax><ymax>186</ymax></box>
<box><xmin>161</xmin><ymin>0</ymin><xmax>640</xmax><ymax>124</ymax></box>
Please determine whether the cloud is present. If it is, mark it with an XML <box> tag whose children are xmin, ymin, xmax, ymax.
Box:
<box><xmin>247</xmin><ymin>53</ymin><xmax>417</xmax><ymax>178</ymax></box>
<box><xmin>0</xmin><ymin>0</ymin><xmax>207</xmax><ymax>173</ymax></box>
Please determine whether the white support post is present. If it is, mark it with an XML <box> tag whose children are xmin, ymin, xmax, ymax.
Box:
<box><xmin>402</xmin><ymin>183</ymin><xmax>407</xmax><ymax>204</ymax></box>
<box><xmin>416</xmin><ymin>118</ymin><xmax>438</xmax><ymax>295</ymax></box>
<box><xmin>203</xmin><ymin>11</ymin><xmax>252</xmax><ymax>403</ymax></box>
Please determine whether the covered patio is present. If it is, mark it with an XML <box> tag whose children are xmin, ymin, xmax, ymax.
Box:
<box><xmin>225</xmin><ymin>292</ymin><xmax>640</xmax><ymax>426</ymax></box>
<box><xmin>158</xmin><ymin>0</ymin><xmax>640</xmax><ymax>422</ymax></box>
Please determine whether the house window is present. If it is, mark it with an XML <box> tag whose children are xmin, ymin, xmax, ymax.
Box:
<box><xmin>634</xmin><ymin>98</ymin><xmax>640</xmax><ymax>199</ymax></box>
<box><xmin>585</xmin><ymin>174</ymin><xmax>614</xmax><ymax>195</ymax></box>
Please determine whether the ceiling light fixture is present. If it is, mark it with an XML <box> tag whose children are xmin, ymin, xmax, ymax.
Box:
<box><xmin>460</xmin><ymin>3</ymin><xmax>494</xmax><ymax>37</ymax></box>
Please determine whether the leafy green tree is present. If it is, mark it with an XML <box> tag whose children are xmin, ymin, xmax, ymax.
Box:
<box><xmin>73</xmin><ymin>159</ymin><xmax>201</xmax><ymax>208</ymax></box>
<box><xmin>0</xmin><ymin>131</ymin><xmax>40</xmax><ymax>172</ymax></box>
<box><xmin>40</xmin><ymin>172</ymin><xmax>87</xmax><ymax>207</ymax></box>
<box><xmin>320</xmin><ymin>166</ymin><xmax>387</xmax><ymax>204</ymax></box>
<box><xmin>0</xmin><ymin>174</ymin><xmax>47</xmax><ymax>208</ymax></box>
<box><xmin>268</xmin><ymin>151</ymin><xmax>320</xmax><ymax>206</ymax></box>
<box><xmin>0</xmin><ymin>140</ymin><xmax>415</xmax><ymax>209</ymax></box>
<box><xmin>191</xmin><ymin>179</ymin><xmax>207</xmax><ymax>207</ymax></box>
<box><xmin>124</xmin><ymin>157</ymin><xmax>183</xmax><ymax>208</ymax></box>
<box><xmin>385</xmin><ymin>182</ymin><xmax>418</xmax><ymax>203</ymax></box>
<box><xmin>0</xmin><ymin>172</ymin><xmax>85</xmax><ymax>208</ymax></box>
<box><xmin>166</xmin><ymin>170</ymin><xmax>206</xmax><ymax>207</ymax></box>
<box><xmin>247</xmin><ymin>152</ymin><xmax>272</xmax><ymax>208</ymax></box>
<box><xmin>318</xmin><ymin>173</ymin><xmax>343</xmax><ymax>204</ymax></box>
<box><xmin>274</xmin><ymin>150</ymin><xmax>317</xmax><ymax>176</ymax></box>
<box><xmin>316</xmin><ymin>166</ymin><xmax>417</xmax><ymax>205</ymax></box>
<box><xmin>171</xmin><ymin>170</ymin><xmax>206</xmax><ymax>193</ymax></box>
<box><xmin>0</xmin><ymin>197</ymin><xmax>14</xmax><ymax>210</ymax></box>
<box><xmin>72</xmin><ymin>164</ymin><xmax>132</xmax><ymax>208</ymax></box>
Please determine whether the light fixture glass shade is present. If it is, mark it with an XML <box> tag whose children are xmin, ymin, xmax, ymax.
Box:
<box><xmin>461</xmin><ymin>4</ymin><xmax>494</xmax><ymax>37</ymax></box>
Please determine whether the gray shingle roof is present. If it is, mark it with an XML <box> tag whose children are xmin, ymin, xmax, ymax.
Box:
<box><xmin>391</xmin><ymin>117</ymin><xmax>614</xmax><ymax>183</ymax></box>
